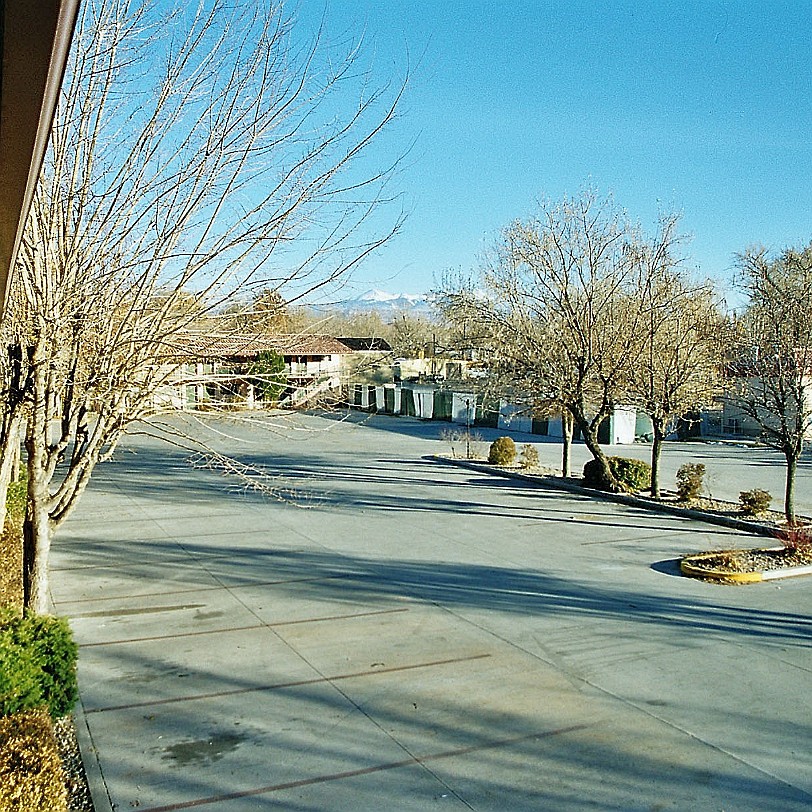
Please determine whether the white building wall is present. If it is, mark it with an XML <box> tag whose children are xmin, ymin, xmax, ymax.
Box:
<box><xmin>498</xmin><ymin>401</ymin><xmax>532</xmax><ymax>434</ymax></box>
<box><xmin>451</xmin><ymin>393</ymin><xmax>477</xmax><ymax>424</ymax></box>
<box><xmin>412</xmin><ymin>387</ymin><xmax>434</xmax><ymax>418</ymax></box>
<box><xmin>610</xmin><ymin>406</ymin><xmax>637</xmax><ymax>444</ymax></box>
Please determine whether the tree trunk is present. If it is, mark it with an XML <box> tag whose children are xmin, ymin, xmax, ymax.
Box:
<box><xmin>22</xmin><ymin>498</ymin><xmax>52</xmax><ymax>614</ymax></box>
<box><xmin>0</xmin><ymin>415</ymin><xmax>22</xmax><ymax>533</ymax></box>
<box><xmin>23</xmin><ymin>365</ymin><xmax>55</xmax><ymax>614</ymax></box>
<box><xmin>650</xmin><ymin>418</ymin><xmax>665</xmax><ymax>498</ymax></box>
<box><xmin>571</xmin><ymin>407</ymin><xmax>619</xmax><ymax>490</ymax></box>
<box><xmin>561</xmin><ymin>410</ymin><xmax>573</xmax><ymax>477</ymax></box>
<box><xmin>784</xmin><ymin>452</ymin><xmax>798</xmax><ymax>526</ymax></box>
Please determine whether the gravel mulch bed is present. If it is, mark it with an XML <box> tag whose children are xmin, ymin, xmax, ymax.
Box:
<box><xmin>654</xmin><ymin>495</ymin><xmax>812</xmax><ymax>571</ymax></box>
<box><xmin>54</xmin><ymin>715</ymin><xmax>94</xmax><ymax>812</ymax></box>
<box><xmin>691</xmin><ymin>545</ymin><xmax>812</xmax><ymax>572</ymax></box>
<box><xmin>452</xmin><ymin>457</ymin><xmax>812</xmax><ymax>574</ymax></box>
<box><xmin>679</xmin><ymin>495</ymin><xmax>798</xmax><ymax>532</ymax></box>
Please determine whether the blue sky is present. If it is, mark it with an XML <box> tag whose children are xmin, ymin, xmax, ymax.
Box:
<box><xmin>302</xmin><ymin>1</ymin><xmax>812</xmax><ymax>301</ymax></box>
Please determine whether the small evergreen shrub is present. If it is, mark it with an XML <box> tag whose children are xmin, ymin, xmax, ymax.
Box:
<box><xmin>582</xmin><ymin>458</ymin><xmax>612</xmax><ymax>490</ymax></box>
<box><xmin>0</xmin><ymin>708</ymin><xmax>68</xmax><ymax>811</ymax></box>
<box><xmin>0</xmin><ymin>624</ymin><xmax>42</xmax><ymax>717</ymax></box>
<box><xmin>519</xmin><ymin>444</ymin><xmax>539</xmax><ymax>469</ymax></box>
<box><xmin>21</xmin><ymin>615</ymin><xmax>78</xmax><ymax>719</ymax></box>
<box><xmin>609</xmin><ymin>457</ymin><xmax>652</xmax><ymax>492</ymax></box>
<box><xmin>488</xmin><ymin>436</ymin><xmax>516</xmax><ymax>466</ymax></box>
<box><xmin>676</xmin><ymin>463</ymin><xmax>705</xmax><ymax>501</ymax></box>
<box><xmin>583</xmin><ymin>456</ymin><xmax>651</xmax><ymax>492</ymax></box>
<box><xmin>0</xmin><ymin>610</ymin><xmax>77</xmax><ymax>720</ymax></box>
<box><xmin>739</xmin><ymin>488</ymin><xmax>772</xmax><ymax>516</ymax></box>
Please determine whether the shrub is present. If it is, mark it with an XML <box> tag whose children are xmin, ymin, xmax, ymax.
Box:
<box><xmin>0</xmin><ymin>625</ymin><xmax>42</xmax><ymax>718</ymax></box>
<box><xmin>610</xmin><ymin>457</ymin><xmax>652</xmax><ymax>492</ymax></box>
<box><xmin>0</xmin><ymin>708</ymin><xmax>68</xmax><ymax>811</ymax></box>
<box><xmin>438</xmin><ymin>427</ymin><xmax>464</xmax><ymax>457</ymax></box>
<box><xmin>781</xmin><ymin>524</ymin><xmax>812</xmax><ymax>554</ymax></box>
<box><xmin>739</xmin><ymin>488</ymin><xmax>772</xmax><ymax>516</ymax></box>
<box><xmin>519</xmin><ymin>444</ymin><xmax>539</xmax><ymax>470</ymax></box>
<box><xmin>4</xmin><ymin>475</ymin><xmax>26</xmax><ymax>526</ymax></box>
<box><xmin>676</xmin><ymin>463</ymin><xmax>705</xmax><ymax>501</ymax></box>
<box><xmin>0</xmin><ymin>610</ymin><xmax>77</xmax><ymax>720</ymax></box>
<box><xmin>488</xmin><ymin>436</ymin><xmax>516</xmax><ymax>466</ymax></box>
<box><xmin>582</xmin><ymin>458</ymin><xmax>612</xmax><ymax>490</ymax></box>
<box><xmin>583</xmin><ymin>456</ymin><xmax>651</xmax><ymax>493</ymax></box>
<box><xmin>21</xmin><ymin>615</ymin><xmax>78</xmax><ymax>719</ymax></box>
<box><xmin>1</xmin><ymin>474</ymin><xmax>26</xmax><ymax>611</ymax></box>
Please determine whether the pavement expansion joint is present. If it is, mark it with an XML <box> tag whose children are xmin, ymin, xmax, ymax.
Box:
<box><xmin>54</xmin><ymin>572</ymin><xmax>356</xmax><ymax>606</ymax></box>
<box><xmin>80</xmin><ymin>606</ymin><xmax>411</xmax><ymax>647</ymax></box>
<box><xmin>133</xmin><ymin>724</ymin><xmax>589</xmax><ymax>812</ymax></box>
<box><xmin>85</xmin><ymin>652</ymin><xmax>493</xmax><ymax>714</ymax></box>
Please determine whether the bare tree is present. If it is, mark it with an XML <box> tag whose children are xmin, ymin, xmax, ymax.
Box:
<box><xmin>627</xmin><ymin>221</ymin><xmax>729</xmax><ymax>496</ymax></box>
<box><xmin>728</xmin><ymin>244</ymin><xmax>812</xmax><ymax>524</ymax></box>
<box><xmin>220</xmin><ymin>288</ymin><xmax>313</xmax><ymax>335</ymax></box>
<box><xmin>390</xmin><ymin>313</ymin><xmax>438</xmax><ymax>359</ymax></box>
<box><xmin>488</xmin><ymin>191</ymin><xmax>650</xmax><ymax>490</ymax></box>
<box><xmin>4</xmin><ymin>0</ymin><xmax>405</xmax><ymax>612</ymax></box>
<box><xmin>438</xmin><ymin>196</ymin><xmax>700</xmax><ymax>490</ymax></box>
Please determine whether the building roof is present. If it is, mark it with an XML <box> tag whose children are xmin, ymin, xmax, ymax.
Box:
<box><xmin>172</xmin><ymin>332</ymin><xmax>352</xmax><ymax>360</ymax></box>
<box><xmin>0</xmin><ymin>0</ymin><xmax>80</xmax><ymax>311</ymax></box>
<box><xmin>336</xmin><ymin>337</ymin><xmax>393</xmax><ymax>352</ymax></box>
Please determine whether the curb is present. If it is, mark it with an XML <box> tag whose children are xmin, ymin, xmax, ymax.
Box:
<box><xmin>679</xmin><ymin>556</ymin><xmax>765</xmax><ymax>584</ymax></box>
<box><xmin>430</xmin><ymin>454</ymin><xmax>786</xmax><ymax>540</ymax></box>
<box><xmin>432</xmin><ymin>455</ymin><xmax>812</xmax><ymax>583</ymax></box>
<box><xmin>73</xmin><ymin>696</ymin><xmax>113</xmax><ymax>812</ymax></box>
<box><xmin>679</xmin><ymin>552</ymin><xmax>812</xmax><ymax>584</ymax></box>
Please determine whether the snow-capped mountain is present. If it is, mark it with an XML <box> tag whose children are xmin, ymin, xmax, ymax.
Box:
<box><xmin>333</xmin><ymin>289</ymin><xmax>432</xmax><ymax>315</ymax></box>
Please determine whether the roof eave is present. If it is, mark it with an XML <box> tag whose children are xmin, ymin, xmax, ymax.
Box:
<box><xmin>0</xmin><ymin>0</ymin><xmax>80</xmax><ymax>312</ymax></box>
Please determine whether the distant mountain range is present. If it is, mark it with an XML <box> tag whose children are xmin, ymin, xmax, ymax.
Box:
<box><xmin>331</xmin><ymin>289</ymin><xmax>433</xmax><ymax>316</ymax></box>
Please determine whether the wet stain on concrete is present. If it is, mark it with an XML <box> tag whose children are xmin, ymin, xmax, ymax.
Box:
<box><xmin>115</xmin><ymin>663</ymin><xmax>192</xmax><ymax>684</ymax></box>
<box><xmin>161</xmin><ymin>731</ymin><xmax>247</xmax><ymax>766</ymax></box>
<box><xmin>193</xmin><ymin>610</ymin><xmax>225</xmax><ymax>621</ymax></box>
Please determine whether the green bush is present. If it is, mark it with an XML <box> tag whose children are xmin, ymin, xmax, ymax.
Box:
<box><xmin>676</xmin><ymin>463</ymin><xmax>705</xmax><ymax>501</ymax></box>
<box><xmin>0</xmin><ymin>708</ymin><xmax>68</xmax><ymax>811</ymax></box>
<box><xmin>0</xmin><ymin>610</ymin><xmax>77</xmax><ymax>720</ymax></box>
<box><xmin>488</xmin><ymin>436</ymin><xmax>516</xmax><ymax>466</ymax></box>
<box><xmin>610</xmin><ymin>457</ymin><xmax>652</xmax><ymax>492</ymax></box>
<box><xmin>519</xmin><ymin>444</ymin><xmax>539</xmax><ymax>470</ymax></box>
<box><xmin>583</xmin><ymin>456</ymin><xmax>651</xmax><ymax>492</ymax></box>
<box><xmin>0</xmin><ymin>626</ymin><xmax>42</xmax><ymax>718</ymax></box>
<box><xmin>739</xmin><ymin>488</ymin><xmax>772</xmax><ymax>516</ymax></box>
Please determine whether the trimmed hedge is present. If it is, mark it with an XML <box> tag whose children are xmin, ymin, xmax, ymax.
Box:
<box><xmin>488</xmin><ymin>436</ymin><xmax>516</xmax><ymax>466</ymax></box>
<box><xmin>0</xmin><ymin>708</ymin><xmax>68</xmax><ymax>811</ymax></box>
<box><xmin>583</xmin><ymin>456</ymin><xmax>652</xmax><ymax>493</ymax></box>
<box><xmin>0</xmin><ymin>611</ymin><xmax>77</xmax><ymax>720</ymax></box>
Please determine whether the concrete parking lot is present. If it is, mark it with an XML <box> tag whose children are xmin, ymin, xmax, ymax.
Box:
<box><xmin>341</xmin><ymin>411</ymin><xmax>812</xmax><ymax>517</ymax></box>
<box><xmin>52</xmin><ymin>411</ymin><xmax>812</xmax><ymax>811</ymax></box>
